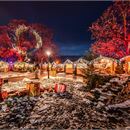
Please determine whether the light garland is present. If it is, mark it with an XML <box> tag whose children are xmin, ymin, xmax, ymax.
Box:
<box><xmin>31</xmin><ymin>29</ymin><xmax>42</xmax><ymax>49</ymax></box>
<box><xmin>14</xmin><ymin>25</ymin><xmax>43</xmax><ymax>55</ymax></box>
<box><xmin>15</xmin><ymin>25</ymin><xmax>28</xmax><ymax>42</ymax></box>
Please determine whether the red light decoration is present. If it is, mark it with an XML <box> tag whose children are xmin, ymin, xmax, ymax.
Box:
<box><xmin>0</xmin><ymin>19</ymin><xmax>57</xmax><ymax>63</ymax></box>
<box><xmin>90</xmin><ymin>1</ymin><xmax>130</xmax><ymax>59</ymax></box>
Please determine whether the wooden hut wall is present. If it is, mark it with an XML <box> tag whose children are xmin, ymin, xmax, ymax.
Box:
<box><xmin>56</xmin><ymin>64</ymin><xmax>65</xmax><ymax>72</ymax></box>
<box><xmin>120</xmin><ymin>56</ymin><xmax>130</xmax><ymax>74</ymax></box>
<box><xmin>66</xmin><ymin>63</ymin><xmax>73</xmax><ymax>74</ymax></box>
<box><xmin>76</xmin><ymin>64</ymin><xmax>87</xmax><ymax>75</ymax></box>
<box><xmin>91</xmin><ymin>56</ymin><xmax>117</xmax><ymax>74</ymax></box>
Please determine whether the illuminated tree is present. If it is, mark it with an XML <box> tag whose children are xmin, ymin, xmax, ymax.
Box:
<box><xmin>0</xmin><ymin>19</ymin><xmax>57</xmax><ymax>62</ymax></box>
<box><xmin>89</xmin><ymin>1</ymin><xmax>130</xmax><ymax>59</ymax></box>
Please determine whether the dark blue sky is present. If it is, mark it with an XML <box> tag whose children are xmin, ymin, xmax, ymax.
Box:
<box><xmin>0</xmin><ymin>1</ymin><xmax>112</xmax><ymax>56</ymax></box>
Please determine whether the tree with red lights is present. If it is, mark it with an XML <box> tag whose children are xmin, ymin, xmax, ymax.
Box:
<box><xmin>0</xmin><ymin>19</ymin><xmax>57</xmax><ymax>62</ymax></box>
<box><xmin>90</xmin><ymin>1</ymin><xmax>130</xmax><ymax>59</ymax></box>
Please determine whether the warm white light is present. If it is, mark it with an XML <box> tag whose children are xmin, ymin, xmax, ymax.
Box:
<box><xmin>46</xmin><ymin>51</ymin><xmax>51</xmax><ymax>56</ymax></box>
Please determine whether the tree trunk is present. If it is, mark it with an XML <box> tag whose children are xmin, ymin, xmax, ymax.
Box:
<box><xmin>123</xmin><ymin>13</ymin><xmax>128</xmax><ymax>54</ymax></box>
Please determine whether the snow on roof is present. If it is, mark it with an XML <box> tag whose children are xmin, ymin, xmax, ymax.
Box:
<box><xmin>64</xmin><ymin>59</ymin><xmax>73</xmax><ymax>64</ymax></box>
<box><xmin>51</xmin><ymin>61</ymin><xmax>56</xmax><ymax>65</ymax></box>
<box><xmin>57</xmin><ymin>64</ymin><xmax>64</xmax><ymax>67</ymax></box>
<box><xmin>51</xmin><ymin>62</ymin><xmax>57</xmax><ymax>67</ymax></box>
<box><xmin>90</xmin><ymin>55</ymin><xmax>117</xmax><ymax>64</ymax></box>
<box><xmin>74</xmin><ymin>58</ymin><xmax>89</xmax><ymax>64</ymax></box>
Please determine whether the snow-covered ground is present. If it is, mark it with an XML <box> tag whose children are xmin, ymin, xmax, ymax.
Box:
<box><xmin>0</xmin><ymin>76</ymin><xmax>129</xmax><ymax>129</ymax></box>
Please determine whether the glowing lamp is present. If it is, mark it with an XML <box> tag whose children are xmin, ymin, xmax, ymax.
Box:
<box><xmin>46</xmin><ymin>51</ymin><xmax>51</xmax><ymax>56</ymax></box>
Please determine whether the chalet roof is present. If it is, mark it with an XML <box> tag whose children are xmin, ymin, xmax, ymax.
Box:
<box><xmin>74</xmin><ymin>58</ymin><xmax>89</xmax><ymax>64</ymax></box>
<box><xmin>90</xmin><ymin>55</ymin><xmax>117</xmax><ymax>64</ymax></box>
<box><xmin>51</xmin><ymin>61</ymin><xmax>56</xmax><ymax>65</ymax></box>
<box><xmin>64</xmin><ymin>59</ymin><xmax>73</xmax><ymax>64</ymax></box>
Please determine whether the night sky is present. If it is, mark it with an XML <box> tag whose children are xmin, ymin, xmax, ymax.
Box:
<box><xmin>0</xmin><ymin>1</ymin><xmax>112</xmax><ymax>56</ymax></box>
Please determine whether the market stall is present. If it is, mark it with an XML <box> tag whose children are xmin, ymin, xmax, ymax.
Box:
<box><xmin>90</xmin><ymin>55</ymin><xmax>117</xmax><ymax>74</ymax></box>
<box><xmin>13</xmin><ymin>62</ymin><xmax>35</xmax><ymax>72</ymax></box>
<box><xmin>56</xmin><ymin>64</ymin><xmax>65</xmax><ymax>73</ymax></box>
<box><xmin>120</xmin><ymin>55</ymin><xmax>130</xmax><ymax>74</ymax></box>
<box><xmin>64</xmin><ymin>59</ymin><xmax>73</xmax><ymax>74</ymax></box>
<box><xmin>0</xmin><ymin>61</ymin><xmax>9</xmax><ymax>72</ymax></box>
<box><xmin>50</xmin><ymin>62</ymin><xmax>57</xmax><ymax>76</ymax></box>
<box><xmin>74</xmin><ymin>58</ymin><xmax>88</xmax><ymax>75</ymax></box>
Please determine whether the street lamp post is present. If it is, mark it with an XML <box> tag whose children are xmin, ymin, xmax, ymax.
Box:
<box><xmin>46</xmin><ymin>51</ymin><xmax>51</xmax><ymax>79</ymax></box>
